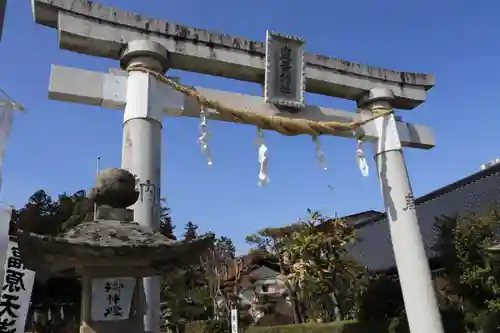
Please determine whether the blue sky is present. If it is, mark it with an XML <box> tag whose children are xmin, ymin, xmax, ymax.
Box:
<box><xmin>1</xmin><ymin>0</ymin><xmax>498</xmax><ymax>251</ymax></box>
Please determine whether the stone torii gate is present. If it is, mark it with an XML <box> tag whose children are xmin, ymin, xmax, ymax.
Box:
<box><xmin>32</xmin><ymin>1</ymin><xmax>441</xmax><ymax>333</ymax></box>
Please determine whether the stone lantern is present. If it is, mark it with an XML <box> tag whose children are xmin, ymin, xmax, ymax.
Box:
<box><xmin>17</xmin><ymin>168</ymin><xmax>212</xmax><ymax>333</ymax></box>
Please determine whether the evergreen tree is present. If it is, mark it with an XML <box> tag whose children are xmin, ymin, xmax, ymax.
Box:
<box><xmin>183</xmin><ymin>221</ymin><xmax>198</xmax><ymax>241</ymax></box>
<box><xmin>10</xmin><ymin>189</ymin><xmax>87</xmax><ymax>236</ymax></box>
<box><xmin>159</xmin><ymin>198</ymin><xmax>176</xmax><ymax>240</ymax></box>
<box><xmin>432</xmin><ymin>212</ymin><xmax>500</xmax><ymax>332</ymax></box>
<box><xmin>215</xmin><ymin>236</ymin><xmax>236</xmax><ymax>259</ymax></box>
<box><xmin>246</xmin><ymin>209</ymin><xmax>365</xmax><ymax>323</ymax></box>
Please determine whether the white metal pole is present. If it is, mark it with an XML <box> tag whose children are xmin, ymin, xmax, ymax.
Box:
<box><xmin>96</xmin><ymin>156</ymin><xmax>101</xmax><ymax>174</ymax></box>
<box><xmin>358</xmin><ymin>88</ymin><xmax>444</xmax><ymax>333</ymax></box>
<box><xmin>120</xmin><ymin>40</ymin><xmax>169</xmax><ymax>333</ymax></box>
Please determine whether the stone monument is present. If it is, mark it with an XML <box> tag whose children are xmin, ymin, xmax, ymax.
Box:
<box><xmin>17</xmin><ymin>168</ymin><xmax>212</xmax><ymax>333</ymax></box>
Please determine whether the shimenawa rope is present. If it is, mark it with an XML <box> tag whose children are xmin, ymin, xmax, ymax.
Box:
<box><xmin>126</xmin><ymin>64</ymin><xmax>392</xmax><ymax>137</ymax></box>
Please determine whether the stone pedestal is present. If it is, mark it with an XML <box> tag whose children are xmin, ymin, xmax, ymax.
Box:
<box><xmin>78</xmin><ymin>206</ymin><xmax>147</xmax><ymax>333</ymax></box>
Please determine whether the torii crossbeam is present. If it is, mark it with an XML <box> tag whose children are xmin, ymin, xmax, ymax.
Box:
<box><xmin>32</xmin><ymin>1</ymin><xmax>444</xmax><ymax>333</ymax></box>
<box><xmin>48</xmin><ymin>65</ymin><xmax>435</xmax><ymax>149</ymax></box>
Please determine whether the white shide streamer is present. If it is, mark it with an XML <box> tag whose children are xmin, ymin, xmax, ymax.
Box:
<box><xmin>254</xmin><ymin>129</ymin><xmax>269</xmax><ymax>187</ymax></box>
<box><xmin>313</xmin><ymin>136</ymin><xmax>328</xmax><ymax>170</ymax></box>
<box><xmin>356</xmin><ymin>139</ymin><xmax>369</xmax><ymax>177</ymax></box>
<box><xmin>198</xmin><ymin>106</ymin><xmax>212</xmax><ymax>166</ymax></box>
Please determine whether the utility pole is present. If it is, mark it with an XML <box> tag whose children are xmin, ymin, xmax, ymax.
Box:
<box><xmin>0</xmin><ymin>0</ymin><xmax>7</xmax><ymax>42</ymax></box>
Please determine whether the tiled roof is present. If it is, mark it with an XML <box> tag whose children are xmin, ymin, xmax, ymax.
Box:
<box><xmin>350</xmin><ymin>163</ymin><xmax>500</xmax><ymax>272</ymax></box>
<box><xmin>343</xmin><ymin>210</ymin><xmax>384</xmax><ymax>227</ymax></box>
<box><xmin>223</xmin><ymin>252</ymin><xmax>281</xmax><ymax>282</ymax></box>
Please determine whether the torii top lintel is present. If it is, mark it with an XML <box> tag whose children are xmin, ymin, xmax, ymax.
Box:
<box><xmin>33</xmin><ymin>0</ymin><xmax>435</xmax><ymax>110</ymax></box>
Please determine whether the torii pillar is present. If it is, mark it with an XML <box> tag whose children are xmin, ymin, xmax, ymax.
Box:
<box><xmin>119</xmin><ymin>40</ymin><xmax>168</xmax><ymax>333</ymax></box>
<box><xmin>359</xmin><ymin>88</ymin><xmax>443</xmax><ymax>333</ymax></box>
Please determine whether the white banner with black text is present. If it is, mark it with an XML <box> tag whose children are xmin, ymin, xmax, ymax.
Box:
<box><xmin>0</xmin><ymin>241</ymin><xmax>36</xmax><ymax>333</ymax></box>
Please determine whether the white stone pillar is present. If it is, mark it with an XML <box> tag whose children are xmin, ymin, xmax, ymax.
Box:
<box><xmin>358</xmin><ymin>88</ymin><xmax>444</xmax><ymax>333</ymax></box>
<box><xmin>120</xmin><ymin>40</ymin><xmax>169</xmax><ymax>333</ymax></box>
